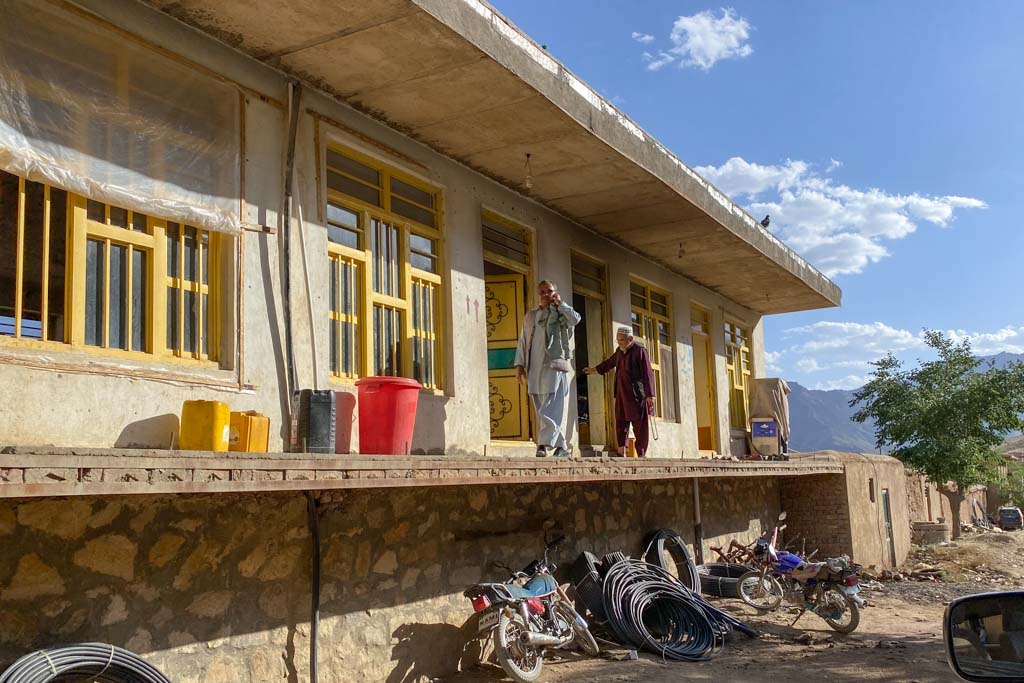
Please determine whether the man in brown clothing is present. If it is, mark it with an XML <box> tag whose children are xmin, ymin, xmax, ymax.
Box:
<box><xmin>583</xmin><ymin>326</ymin><xmax>655</xmax><ymax>457</ymax></box>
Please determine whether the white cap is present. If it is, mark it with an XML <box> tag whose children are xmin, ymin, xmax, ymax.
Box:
<box><xmin>616</xmin><ymin>326</ymin><xmax>632</xmax><ymax>337</ymax></box>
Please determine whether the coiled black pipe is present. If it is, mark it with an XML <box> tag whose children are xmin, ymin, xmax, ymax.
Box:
<box><xmin>0</xmin><ymin>643</ymin><xmax>170</xmax><ymax>683</ymax></box>
<box><xmin>602</xmin><ymin>559</ymin><xmax>756</xmax><ymax>662</ymax></box>
<box><xmin>643</xmin><ymin>528</ymin><xmax>699</xmax><ymax>593</ymax></box>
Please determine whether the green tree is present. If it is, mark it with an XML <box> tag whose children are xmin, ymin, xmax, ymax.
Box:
<box><xmin>851</xmin><ymin>330</ymin><xmax>1024</xmax><ymax>537</ymax></box>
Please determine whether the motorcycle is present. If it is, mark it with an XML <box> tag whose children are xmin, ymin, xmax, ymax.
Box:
<box><xmin>737</xmin><ymin>512</ymin><xmax>866</xmax><ymax>634</ymax></box>
<box><xmin>463</xmin><ymin>534</ymin><xmax>599</xmax><ymax>683</ymax></box>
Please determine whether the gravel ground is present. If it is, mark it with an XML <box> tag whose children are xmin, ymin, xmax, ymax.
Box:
<box><xmin>865</xmin><ymin>579</ymin><xmax>1003</xmax><ymax>606</ymax></box>
<box><xmin>446</xmin><ymin>592</ymin><xmax>953</xmax><ymax>683</ymax></box>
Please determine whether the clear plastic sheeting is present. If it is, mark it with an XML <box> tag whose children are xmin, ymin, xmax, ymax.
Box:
<box><xmin>0</xmin><ymin>0</ymin><xmax>241</xmax><ymax>233</ymax></box>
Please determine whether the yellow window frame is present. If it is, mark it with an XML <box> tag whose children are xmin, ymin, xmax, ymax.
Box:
<box><xmin>629</xmin><ymin>280</ymin><xmax>674</xmax><ymax>420</ymax></box>
<box><xmin>164</xmin><ymin>221</ymin><xmax>219</xmax><ymax>361</ymax></box>
<box><xmin>0</xmin><ymin>171</ymin><xmax>224</xmax><ymax>366</ymax></box>
<box><xmin>324</xmin><ymin>143</ymin><xmax>444</xmax><ymax>390</ymax></box>
<box><xmin>725</xmin><ymin>320</ymin><xmax>751</xmax><ymax>431</ymax></box>
<box><xmin>327</xmin><ymin>248</ymin><xmax>363</xmax><ymax>380</ymax></box>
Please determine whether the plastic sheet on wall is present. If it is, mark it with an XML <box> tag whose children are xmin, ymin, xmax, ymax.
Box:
<box><xmin>749</xmin><ymin>377</ymin><xmax>792</xmax><ymax>442</ymax></box>
<box><xmin>0</xmin><ymin>0</ymin><xmax>241</xmax><ymax>233</ymax></box>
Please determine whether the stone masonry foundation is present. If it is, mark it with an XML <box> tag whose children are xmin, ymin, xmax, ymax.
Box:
<box><xmin>0</xmin><ymin>477</ymin><xmax>780</xmax><ymax>682</ymax></box>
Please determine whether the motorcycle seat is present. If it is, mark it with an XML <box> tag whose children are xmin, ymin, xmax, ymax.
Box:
<box><xmin>508</xmin><ymin>574</ymin><xmax>558</xmax><ymax>599</ymax></box>
<box><xmin>790</xmin><ymin>562</ymin><xmax>827</xmax><ymax>581</ymax></box>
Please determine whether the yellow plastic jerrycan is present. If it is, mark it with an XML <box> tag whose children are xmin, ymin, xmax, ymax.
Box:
<box><xmin>229</xmin><ymin>411</ymin><xmax>270</xmax><ymax>453</ymax></box>
<box><xmin>179</xmin><ymin>400</ymin><xmax>230</xmax><ymax>452</ymax></box>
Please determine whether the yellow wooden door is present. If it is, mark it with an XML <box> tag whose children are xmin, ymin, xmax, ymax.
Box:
<box><xmin>485</xmin><ymin>273</ymin><xmax>530</xmax><ymax>440</ymax></box>
<box><xmin>692</xmin><ymin>332</ymin><xmax>718</xmax><ymax>451</ymax></box>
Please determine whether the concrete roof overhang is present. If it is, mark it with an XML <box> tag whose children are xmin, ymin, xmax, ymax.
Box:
<box><xmin>145</xmin><ymin>0</ymin><xmax>841</xmax><ymax>315</ymax></box>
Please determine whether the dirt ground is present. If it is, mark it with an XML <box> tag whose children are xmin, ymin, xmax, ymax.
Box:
<box><xmin>445</xmin><ymin>532</ymin><xmax>1024</xmax><ymax>683</ymax></box>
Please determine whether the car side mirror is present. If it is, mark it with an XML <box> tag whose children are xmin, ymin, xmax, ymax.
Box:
<box><xmin>945</xmin><ymin>590</ymin><xmax>1024</xmax><ymax>681</ymax></box>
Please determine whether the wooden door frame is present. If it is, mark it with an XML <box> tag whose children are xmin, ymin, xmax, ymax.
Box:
<box><xmin>570</xmin><ymin>250</ymin><xmax>614</xmax><ymax>451</ymax></box>
<box><xmin>485</xmin><ymin>272</ymin><xmax>530</xmax><ymax>440</ymax></box>
<box><xmin>881</xmin><ymin>488</ymin><xmax>897</xmax><ymax>567</ymax></box>
<box><xmin>690</xmin><ymin>303</ymin><xmax>719</xmax><ymax>453</ymax></box>
<box><xmin>482</xmin><ymin>210</ymin><xmax>536</xmax><ymax>445</ymax></box>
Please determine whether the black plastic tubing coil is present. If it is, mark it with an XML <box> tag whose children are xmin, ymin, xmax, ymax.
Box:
<box><xmin>601</xmin><ymin>559</ymin><xmax>757</xmax><ymax>662</ymax></box>
<box><xmin>643</xmin><ymin>528</ymin><xmax>700</xmax><ymax>593</ymax></box>
<box><xmin>0</xmin><ymin>643</ymin><xmax>171</xmax><ymax>683</ymax></box>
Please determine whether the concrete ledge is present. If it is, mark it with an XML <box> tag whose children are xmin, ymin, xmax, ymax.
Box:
<box><xmin>0</xmin><ymin>447</ymin><xmax>842</xmax><ymax>498</ymax></box>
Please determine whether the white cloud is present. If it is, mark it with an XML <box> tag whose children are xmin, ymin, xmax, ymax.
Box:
<box><xmin>777</xmin><ymin>322</ymin><xmax>1024</xmax><ymax>390</ymax></box>
<box><xmin>785</xmin><ymin>321</ymin><xmax>925</xmax><ymax>355</ymax></box>
<box><xmin>697</xmin><ymin>157</ymin><xmax>808</xmax><ymax>198</ymax></box>
<box><xmin>643</xmin><ymin>51</ymin><xmax>677</xmax><ymax>72</ymax></box>
<box><xmin>947</xmin><ymin>326</ymin><xmax>1024</xmax><ymax>355</ymax></box>
<box><xmin>670</xmin><ymin>8</ymin><xmax>753</xmax><ymax>70</ymax></box>
<box><xmin>639</xmin><ymin>8</ymin><xmax>753</xmax><ymax>71</ymax></box>
<box><xmin>765</xmin><ymin>350</ymin><xmax>785</xmax><ymax>374</ymax></box>
<box><xmin>693</xmin><ymin>156</ymin><xmax>986</xmax><ymax>277</ymax></box>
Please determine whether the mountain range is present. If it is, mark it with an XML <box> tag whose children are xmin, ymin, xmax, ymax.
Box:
<box><xmin>788</xmin><ymin>352</ymin><xmax>1024</xmax><ymax>453</ymax></box>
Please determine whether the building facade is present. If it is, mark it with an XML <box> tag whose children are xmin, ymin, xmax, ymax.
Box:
<box><xmin>0</xmin><ymin>1</ymin><xmax>854</xmax><ymax>680</ymax></box>
<box><xmin>0</xmin><ymin>0</ymin><xmax>839</xmax><ymax>458</ymax></box>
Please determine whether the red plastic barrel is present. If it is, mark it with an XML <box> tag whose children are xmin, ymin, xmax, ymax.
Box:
<box><xmin>355</xmin><ymin>377</ymin><xmax>422</xmax><ymax>455</ymax></box>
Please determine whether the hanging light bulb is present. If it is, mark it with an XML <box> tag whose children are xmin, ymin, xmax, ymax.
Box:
<box><xmin>524</xmin><ymin>153</ymin><xmax>533</xmax><ymax>190</ymax></box>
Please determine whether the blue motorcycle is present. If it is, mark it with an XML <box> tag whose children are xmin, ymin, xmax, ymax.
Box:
<box><xmin>738</xmin><ymin>512</ymin><xmax>866</xmax><ymax>634</ymax></box>
<box><xmin>463</xmin><ymin>534</ymin><xmax>598</xmax><ymax>683</ymax></box>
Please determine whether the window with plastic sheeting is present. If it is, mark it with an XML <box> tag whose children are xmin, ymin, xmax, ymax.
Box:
<box><xmin>0</xmin><ymin>169</ymin><xmax>226</xmax><ymax>363</ymax></box>
<box><xmin>164</xmin><ymin>223</ymin><xmax>218</xmax><ymax>360</ymax></box>
<box><xmin>323</xmin><ymin>143</ymin><xmax>444</xmax><ymax>389</ymax></box>
<box><xmin>0</xmin><ymin>173</ymin><xmax>67</xmax><ymax>341</ymax></box>
<box><xmin>0</xmin><ymin>0</ymin><xmax>241</xmax><ymax>234</ymax></box>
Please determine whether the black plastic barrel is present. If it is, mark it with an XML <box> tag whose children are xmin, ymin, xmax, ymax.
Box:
<box><xmin>291</xmin><ymin>389</ymin><xmax>337</xmax><ymax>454</ymax></box>
<box><xmin>696</xmin><ymin>562</ymin><xmax>750</xmax><ymax>598</ymax></box>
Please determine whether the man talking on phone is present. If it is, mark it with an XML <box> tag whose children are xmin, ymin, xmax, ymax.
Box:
<box><xmin>514</xmin><ymin>280</ymin><xmax>581</xmax><ymax>457</ymax></box>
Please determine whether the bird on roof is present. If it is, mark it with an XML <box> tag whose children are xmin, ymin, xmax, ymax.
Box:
<box><xmin>760</xmin><ymin>214</ymin><xmax>771</xmax><ymax>228</ymax></box>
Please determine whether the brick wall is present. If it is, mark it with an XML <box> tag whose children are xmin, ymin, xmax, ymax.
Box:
<box><xmin>779</xmin><ymin>473</ymin><xmax>852</xmax><ymax>560</ymax></box>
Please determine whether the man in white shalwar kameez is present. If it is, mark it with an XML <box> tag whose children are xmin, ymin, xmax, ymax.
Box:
<box><xmin>514</xmin><ymin>280</ymin><xmax>581</xmax><ymax>457</ymax></box>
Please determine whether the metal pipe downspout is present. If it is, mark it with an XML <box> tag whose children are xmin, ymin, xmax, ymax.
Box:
<box><xmin>693</xmin><ymin>479</ymin><xmax>704</xmax><ymax>565</ymax></box>
<box><xmin>306</xmin><ymin>492</ymin><xmax>321</xmax><ymax>683</ymax></box>
<box><xmin>281</xmin><ymin>81</ymin><xmax>302</xmax><ymax>405</ymax></box>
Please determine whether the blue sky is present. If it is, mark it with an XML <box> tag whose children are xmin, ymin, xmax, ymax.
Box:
<box><xmin>489</xmin><ymin>0</ymin><xmax>1024</xmax><ymax>390</ymax></box>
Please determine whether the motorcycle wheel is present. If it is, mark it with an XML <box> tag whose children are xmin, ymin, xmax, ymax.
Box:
<box><xmin>495</xmin><ymin>611</ymin><xmax>544</xmax><ymax>683</ymax></box>
<box><xmin>737</xmin><ymin>570</ymin><xmax>783</xmax><ymax>612</ymax></box>
<box><xmin>555</xmin><ymin>602</ymin><xmax>599</xmax><ymax>656</ymax></box>
<box><xmin>822</xmin><ymin>590</ymin><xmax>860</xmax><ymax>634</ymax></box>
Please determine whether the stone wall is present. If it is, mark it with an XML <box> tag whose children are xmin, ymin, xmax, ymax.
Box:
<box><xmin>0</xmin><ymin>476</ymin><xmax>780</xmax><ymax>682</ymax></box>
